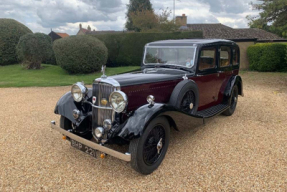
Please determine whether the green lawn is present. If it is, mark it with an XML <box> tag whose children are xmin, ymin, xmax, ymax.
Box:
<box><xmin>0</xmin><ymin>64</ymin><xmax>140</xmax><ymax>88</ymax></box>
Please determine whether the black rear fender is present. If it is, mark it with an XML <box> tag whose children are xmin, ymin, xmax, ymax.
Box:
<box><xmin>223</xmin><ymin>75</ymin><xmax>243</xmax><ymax>103</ymax></box>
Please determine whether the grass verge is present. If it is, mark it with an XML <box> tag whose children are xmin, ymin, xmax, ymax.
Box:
<box><xmin>0</xmin><ymin>64</ymin><xmax>140</xmax><ymax>88</ymax></box>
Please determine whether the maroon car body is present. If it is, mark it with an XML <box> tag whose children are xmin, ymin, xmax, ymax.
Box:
<box><xmin>52</xmin><ymin>39</ymin><xmax>243</xmax><ymax>174</ymax></box>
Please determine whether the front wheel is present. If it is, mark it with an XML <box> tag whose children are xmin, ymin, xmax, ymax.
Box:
<box><xmin>129</xmin><ymin>117</ymin><xmax>170</xmax><ymax>175</ymax></box>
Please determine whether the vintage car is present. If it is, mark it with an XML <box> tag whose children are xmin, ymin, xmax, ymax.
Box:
<box><xmin>51</xmin><ymin>39</ymin><xmax>243</xmax><ymax>175</ymax></box>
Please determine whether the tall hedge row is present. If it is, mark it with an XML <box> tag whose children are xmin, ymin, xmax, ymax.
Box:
<box><xmin>53</xmin><ymin>35</ymin><xmax>108</xmax><ymax>74</ymax></box>
<box><xmin>0</xmin><ymin>19</ymin><xmax>32</xmax><ymax>65</ymax></box>
<box><xmin>247</xmin><ymin>43</ymin><xmax>287</xmax><ymax>72</ymax></box>
<box><xmin>90</xmin><ymin>31</ymin><xmax>203</xmax><ymax>67</ymax></box>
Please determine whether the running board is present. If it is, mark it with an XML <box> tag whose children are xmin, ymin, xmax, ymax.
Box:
<box><xmin>196</xmin><ymin>104</ymin><xmax>229</xmax><ymax>118</ymax></box>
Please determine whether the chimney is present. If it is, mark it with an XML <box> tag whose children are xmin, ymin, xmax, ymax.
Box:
<box><xmin>176</xmin><ymin>13</ymin><xmax>187</xmax><ymax>26</ymax></box>
<box><xmin>79</xmin><ymin>23</ymin><xmax>82</xmax><ymax>29</ymax></box>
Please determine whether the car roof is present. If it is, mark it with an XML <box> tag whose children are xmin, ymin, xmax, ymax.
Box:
<box><xmin>146</xmin><ymin>39</ymin><xmax>236</xmax><ymax>46</ymax></box>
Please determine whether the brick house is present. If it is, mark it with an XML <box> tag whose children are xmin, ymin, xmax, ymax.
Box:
<box><xmin>48</xmin><ymin>30</ymin><xmax>69</xmax><ymax>42</ymax></box>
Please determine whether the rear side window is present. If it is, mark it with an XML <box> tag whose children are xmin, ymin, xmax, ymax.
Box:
<box><xmin>199</xmin><ymin>47</ymin><xmax>216</xmax><ymax>71</ymax></box>
<box><xmin>233</xmin><ymin>47</ymin><xmax>239</xmax><ymax>65</ymax></box>
<box><xmin>220</xmin><ymin>46</ymin><xmax>231</xmax><ymax>67</ymax></box>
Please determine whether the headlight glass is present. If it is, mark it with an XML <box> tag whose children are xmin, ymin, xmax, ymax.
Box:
<box><xmin>109</xmin><ymin>91</ymin><xmax>128</xmax><ymax>113</ymax></box>
<box><xmin>71</xmin><ymin>82</ymin><xmax>87</xmax><ymax>102</ymax></box>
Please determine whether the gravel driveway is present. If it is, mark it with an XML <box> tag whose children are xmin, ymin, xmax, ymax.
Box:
<box><xmin>0</xmin><ymin>72</ymin><xmax>286</xmax><ymax>191</ymax></box>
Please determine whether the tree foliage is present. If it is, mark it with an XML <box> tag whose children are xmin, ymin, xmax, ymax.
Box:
<box><xmin>247</xmin><ymin>0</ymin><xmax>287</xmax><ymax>38</ymax></box>
<box><xmin>53</xmin><ymin>35</ymin><xmax>108</xmax><ymax>74</ymax></box>
<box><xmin>16</xmin><ymin>33</ymin><xmax>54</xmax><ymax>69</ymax></box>
<box><xmin>0</xmin><ymin>19</ymin><xmax>32</xmax><ymax>66</ymax></box>
<box><xmin>125</xmin><ymin>0</ymin><xmax>154</xmax><ymax>31</ymax></box>
<box><xmin>129</xmin><ymin>8</ymin><xmax>179</xmax><ymax>32</ymax></box>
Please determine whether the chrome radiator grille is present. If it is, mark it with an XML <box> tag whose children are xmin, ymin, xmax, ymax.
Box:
<box><xmin>92</xmin><ymin>83</ymin><xmax>115</xmax><ymax>128</ymax></box>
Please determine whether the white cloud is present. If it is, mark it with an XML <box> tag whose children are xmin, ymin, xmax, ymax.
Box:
<box><xmin>0</xmin><ymin>0</ymin><xmax>260</xmax><ymax>35</ymax></box>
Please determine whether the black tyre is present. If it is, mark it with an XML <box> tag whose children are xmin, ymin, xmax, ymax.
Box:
<box><xmin>60</xmin><ymin>116</ymin><xmax>93</xmax><ymax>140</ymax></box>
<box><xmin>129</xmin><ymin>117</ymin><xmax>170</xmax><ymax>175</ymax></box>
<box><xmin>169</xmin><ymin>80</ymin><xmax>199</xmax><ymax>114</ymax></box>
<box><xmin>222</xmin><ymin>85</ymin><xmax>239</xmax><ymax>116</ymax></box>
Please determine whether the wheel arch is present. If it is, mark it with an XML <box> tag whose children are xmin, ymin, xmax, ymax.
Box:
<box><xmin>54</xmin><ymin>88</ymin><xmax>93</xmax><ymax>124</ymax></box>
<box><xmin>223</xmin><ymin>75</ymin><xmax>243</xmax><ymax>103</ymax></box>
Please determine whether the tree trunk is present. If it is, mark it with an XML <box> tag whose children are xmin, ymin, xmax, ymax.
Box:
<box><xmin>27</xmin><ymin>62</ymin><xmax>41</xmax><ymax>69</ymax></box>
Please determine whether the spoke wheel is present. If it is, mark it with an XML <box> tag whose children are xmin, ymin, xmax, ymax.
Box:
<box><xmin>180</xmin><ymin>90</ymin><xmax>195</xmax><ymax>114</ymax></box>
<box><xmin>143</xmin><ymin>125</ymin><xmax>165</xmax><ymax>166</ymax></box>
<box><xmin>129</xmin><ymin>117</ymin><xmax>170</xmax><ymax>175</ymax></box>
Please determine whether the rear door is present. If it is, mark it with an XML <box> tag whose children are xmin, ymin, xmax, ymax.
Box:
<box><xmin>194</xmin><ymin>46</ymin><xmax>220</xmax><ymax>110</ymax></box>
<box><xmin>217</xmin><ymin>46</ymin><xmax>233</xmax><ymax>103</ymax></box>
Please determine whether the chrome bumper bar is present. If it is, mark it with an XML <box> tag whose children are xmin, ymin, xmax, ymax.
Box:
<box><xmin>50</xmin><ymin>121</ymin><xmax>131</xmax><ymax>162</ymax></box>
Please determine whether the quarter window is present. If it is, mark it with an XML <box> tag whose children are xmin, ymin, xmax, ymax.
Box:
<box><xmin>220</xmin><ymin>46</ymin><xmax>231</xmax><ymax>67</ymax></box>
<box><xmin>199</xmin><ymin>47</ymin><xmax>216</xmax><ymax>71</ymax></box>
<box><xmin>233</xmin><ymin>47</ymin><xmax>239</xmax><ymax>65</ymax></box>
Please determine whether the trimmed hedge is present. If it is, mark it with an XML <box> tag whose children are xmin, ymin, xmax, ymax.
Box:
<box><xmin>16</xmin><ymin>33</ymin><xmax>54</xmax><ymax>69</ymax></box>
<box><xmin>90</xmin><ymin>31</ymin><xmax>203</xmax><ymax>67</ymax></box>
<box><xmin>0</xmin><ymin>19</ymin><xmax>32</xmax><ymax>65</ymax></box>
<box><xmin>53</xmin><ymin>35</ymin><xmax>108</xmax><ymax>74</ymax></box>
<box><xmin>247</xmin><ymin>43</ymin><xmax>287</xmax><ymax>72</ymax></box>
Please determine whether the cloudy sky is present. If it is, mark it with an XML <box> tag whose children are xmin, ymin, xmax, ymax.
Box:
<box><xmin>0</xmin><ymin>0</ymin><xmax>260</xmax><ymax>35</ymax></box>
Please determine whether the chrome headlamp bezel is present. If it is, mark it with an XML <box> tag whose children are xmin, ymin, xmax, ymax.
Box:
<box><xmin>71</xmin><ymin>82</ymin><xmax>88</xmax><ymax>102</ymax></box>
<box><xmin>109</xmin><ymin>91</ymin><xmax>128</xmax><ymax>113</ymax></box>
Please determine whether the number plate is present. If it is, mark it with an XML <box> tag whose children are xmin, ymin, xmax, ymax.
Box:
<box><xmin>71</xmin><ymin>139</ymin><xmax>97</xmax><ymax>158</ymax></box>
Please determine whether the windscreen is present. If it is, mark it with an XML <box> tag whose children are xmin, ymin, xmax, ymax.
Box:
<box><xmin>144</xmin><ymin>46</ymin><xmax>196</xmax><ymax>68</ymax></box>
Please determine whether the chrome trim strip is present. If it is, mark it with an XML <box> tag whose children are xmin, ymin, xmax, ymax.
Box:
<box><xmin>50</xmin><ymin>121</ymin><xmax>131</xmax><ymax>162</ymax></box>
<box><xmin>84</xmin><ymin>101</ymin><xmax>113</xmax><ymax>110</ymax></box>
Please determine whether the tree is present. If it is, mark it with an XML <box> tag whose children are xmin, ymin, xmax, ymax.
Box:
<box><xmin>16</xmin><ymin>33</ymin><xmax>53</xmax><ymax>69</ymax></box>
<box><xmin>125</xmin><ymin>0</ymin><xmax>154</xmax><ymax>31</ymax></box>
<box><xmin>129</xmin><ymin>8</ymin><xmax>180</xmax><ymax>32</ymax></box>
<box><xmin>247</xmin><ymin>0</ymin><xmax>287</xmax><ymax>38</ymax></box>
<box><xmin>0</xmin><ymin>19</ymin><xmax>32</xmax><ymax>66</ymax></box>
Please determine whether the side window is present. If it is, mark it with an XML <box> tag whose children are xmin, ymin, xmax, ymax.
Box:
<box><xmin>220</xmin><ymin>46</ymin><xmax>231</xmax><ymax>67</ymax></box>
<box><xmin>233</xmin><ymin>47</ymin><xmax>239</xmax><ymax>65</ymax></box>
<box><xmin>199</xmin><ymin>47</ymin><xmax>216</xmax><ymax>71</ymax></box>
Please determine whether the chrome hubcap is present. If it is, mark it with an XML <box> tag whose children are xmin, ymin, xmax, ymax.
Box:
<box><xmin>157</xmin><ymin>138</ymin><xmax>163</xmax><ymax>154</ymax></box>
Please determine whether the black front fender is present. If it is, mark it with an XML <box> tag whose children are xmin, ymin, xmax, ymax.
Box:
<box><xmin>117</xmin><ymin>103</ymin><xmax>204</xmax><ymax>141</ymax></box>
<box><xmin>54</xmin><ymin>88</ymin><xmax>93</xmax><ymax>124</ymax></box>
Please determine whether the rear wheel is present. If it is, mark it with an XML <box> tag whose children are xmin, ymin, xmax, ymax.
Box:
<box><xmin>129</xmin><ymin>117</ymin><xmax>170</xmax><ymax>175</ymax></box>
<box><xmin>222</xmin><ymin>85</ymin><xmax>239</xmax><ymax>116</ymax></box>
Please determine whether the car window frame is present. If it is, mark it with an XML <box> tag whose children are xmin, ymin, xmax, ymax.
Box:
<box><xmin>197</xmin><ymin>46</ymin><xmax>218</xmax><ymax>74</ymax></box>
<box><xmin>232</xmin><ymin>46</ymin><xmax>240</xmax><ymax>66</ymax></box>
<box><xmin>219</xmin><ymin>46</ymin><xmax>232</xmax><ymax>68</ymax></box>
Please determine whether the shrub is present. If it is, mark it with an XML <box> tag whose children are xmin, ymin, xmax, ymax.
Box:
<box><xmin>53</xmin><ymin>35</ymin><xmax>108</xmax><ymax>74</ymax></box>
<box><xmin>0</xmin><ymin>19</ymin><xmax>32</xmax><ymax>65</ymax></box>
<box><xmin>247</xmin><ymin>43</ymin><xmax>287</xmax><ymax>72</ymax></box>
<box><xmin>16</xmin><ymin>33</ymin><xmax>54</xmax><ymax>69</ymax></box>
<box><xmin>90</xmin><ymin>31</ymin><xmax>203</xmax><ymax>67</ymax></box>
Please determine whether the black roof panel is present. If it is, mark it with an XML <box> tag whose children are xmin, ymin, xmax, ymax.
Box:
<box><xmin>146</xmin><ymin>39</ymin><xmax>235</xmax><ymax>46</ymax></box>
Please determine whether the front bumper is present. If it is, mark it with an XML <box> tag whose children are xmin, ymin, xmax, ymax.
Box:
<box><xmin>50</xmin><ymin>121</ymin><xmax>131</xmax><ymax>162</ymax></box>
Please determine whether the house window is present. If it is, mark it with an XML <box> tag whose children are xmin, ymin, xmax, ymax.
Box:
<box><xmin>233</xmin><ymin>47</ymin><xmax>239</xmax><ymax>65</ymax></box>
<box><xmin>199</xmin><ymin>47</ymin><xmax>216</xmax><ymax>71</ymax></box>
<box><xmin>220</xmin><ymin>46</ymin><xmax>231</xmax><ymax>67</ymax></box>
